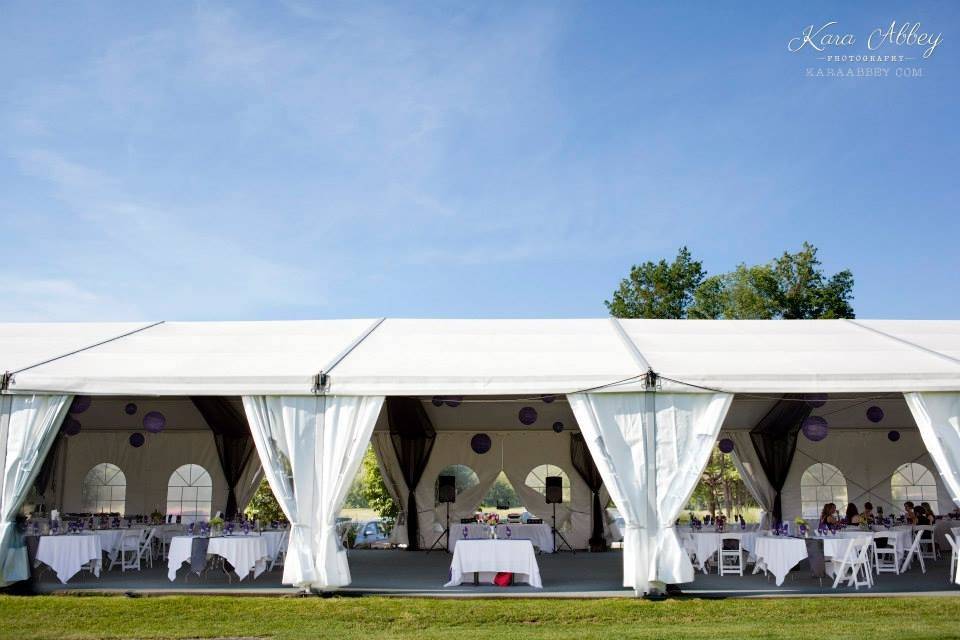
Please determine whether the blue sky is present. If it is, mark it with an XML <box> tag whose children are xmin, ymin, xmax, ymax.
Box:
<box><xmin>1</xmin><ymin>1</ymin><xmax>957</xmax><ymax>321</ymax></box>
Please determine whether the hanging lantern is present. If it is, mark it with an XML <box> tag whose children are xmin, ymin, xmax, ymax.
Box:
<box><xmin>62</xmin><ymin>417</ymin><xmax>82</xmax><ymax>436</ymax></box>
<box><xmin>124</xmin><ymin>402</ymin><xmax>138</xmax><ymax>415</ymax></box>
<box><xmin>470</xmin><ymin>433</ymin><xmax>492</xmax><ymax>454</ymax></box>
<box><xmin>70</xmin><ymin>395</ymin><xmax>92</xmax><ymax>414</ymax></box>
<box><xmin>143</xmin><ymin>411</ymin><xmax>166</xmax><ymax>434</ymax></box>
<box><xmin>541</xmin><ymin>395</ymin><xmax>556</xmax><ymax>404</ymax></box>
<box><xmin>887</xmin><ymin>430</ymin><xmax>901</xmax><ymax>442</ymax></box>
<box><xmin>129</xmin><ymin>433</ymin><xmax>145</xmax><ymax>448</ymax></box>
<box><xmin>805</xmin><ymin>393</ymin><xmax>828</xmax><ymax>408</ymax></box>
<box><xmin>718</xmin><ymin>438</ymin><xmax>735</xmax><ymax>453</ymax></box>
<box><xmin>802</xmin><ymin>416</ymin><xmax>829</xmax><ymax>442</ymax></box>
<box><xmin>866</xmin><ymin>406</ymin><xmax>884</xmax><ymax>423</ymax></box>
<box><xmin>518</xmin><ymin>407</ymin><xmax>538</xmax><ymax>426</ymax></box>
<box><xmin>444</xmin><ymin>396</ymin><xmax>462</xmax><ymax>408</ymax></box>
<box><xmin>552</xmin><ymin>421</ymin><xmax>564</xmax><ymax>433</ymax></box>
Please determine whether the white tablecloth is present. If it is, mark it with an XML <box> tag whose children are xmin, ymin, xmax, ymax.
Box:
<box><xmin>260</xmin><ymin>530</ymin><xmax>287</xmax><ymax>560</ymax></box>
<box><xmin>682</xmin><ymin>531</ymin><xmax>758</xmax><ymax>571</ymax></box>
<box><xmin>445</xmin><ymin>539</ymin><xmax>542</xmax><ymax>588</ymax></box>
<box><xmin>448</xmin><ymin>523</ymin><xmax>554</xmax><ymax>553</ymax></box>
<box><xmin>167</xmin><ymin>536</ymin><xmax>195</xmax><ymax>581</ymax></box>
<box><xmin>35</xmin><ymin>535</ymin><xmax>102</xmax><ymax>584</ymax></box>
<box><xmin>753</xmin><ymin>534</ymin><xmax>884</xmax><ymax>586</ymax></box>
<box><xmin>208</xmin><ymin>535</ymin><xmax>270</xmax><ymax>581</ymax></box>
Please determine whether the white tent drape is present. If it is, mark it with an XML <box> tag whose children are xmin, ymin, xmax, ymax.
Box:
<box><xmin>235</xmin><ymin>457</ymin><xmax>264</xmax><ymax>514</ymax></box>
<box><xmin>369</xmin><ymin>432</ymin><xmax>409</xmax><ymax>546</ymax></box>
<box><xmin>569</xmin><ymin>392</ymin><xmax>732</xmax><ymax>594</ymax></box>
<box><xmin>243</xmin><ymin>395</ymin><xmax>383</xmax><ymax>590</ymax></box>
<box><xmin>0</xmin><ymin>394</ymin><xmax>71</xmax><ymax>584</ymax></box>
<box><xmin>722</xmin><ymin>430</ymin><xmax>776</xmax><ymax>528</ymax></box>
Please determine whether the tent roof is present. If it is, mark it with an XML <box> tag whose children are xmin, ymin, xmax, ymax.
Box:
<box><xmin>4</xmin><ymin>318</ymin><xmax>960</xmax><ymax>396</ymax></box>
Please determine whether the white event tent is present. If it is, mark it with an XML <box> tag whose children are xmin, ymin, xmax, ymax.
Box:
<box><xmin>1</xmin><ymin>318</ymin><xmax>959</xmax><ymax>594</ymax></box>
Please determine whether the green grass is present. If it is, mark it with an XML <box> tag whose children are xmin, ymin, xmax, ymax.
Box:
<box><xmin>1</xmin><ymin>595</ymin><xmax>959</xmax><ymax>639</ymax></box>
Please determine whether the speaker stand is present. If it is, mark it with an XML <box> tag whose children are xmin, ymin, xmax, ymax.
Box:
<box><xmin>427</xmin><ymin>503</ymin><xmax>450</xmax><ymax>554</ymax></box>
<box><xmin>551</xmin><ymin>503</ymin><xmax>575</xmax><ymax>553</ymax></box>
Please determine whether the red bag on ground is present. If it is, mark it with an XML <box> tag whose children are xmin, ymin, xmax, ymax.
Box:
<box><xmin>493</xmin><ymin>572</ymin><xmax>513</xmax><ymax>587</ymax></box>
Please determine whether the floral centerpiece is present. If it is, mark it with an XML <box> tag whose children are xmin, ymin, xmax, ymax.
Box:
<box><xmin>482</xmin><ymin>512</ymin><xmax>499</xmax><ymax>539</ymax></box>
<box><xmin>209</xmin><ymin>515</ymin><xmax>225</xmax><ymax>536</ymax></box>
<box><xmin>150</xmin><ymin>509</ymin><xmax>164</xmax><ymax>525</ymax></box>
<box><xmin>794</xmin><ymin>517</ymin><xmax>808</xmax><ymax>536</ymax></box>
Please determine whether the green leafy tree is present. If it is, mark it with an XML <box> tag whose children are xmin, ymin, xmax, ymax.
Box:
<box><xmin>358</xmin><ymin>446</ymin><xmax>398</xmax><ymax>521</ymax></box>
<box><xmin>605</xmin><ymin>247</ymin><xmax>706</xmax><ymax>318</ymax></box>
<box><xmin>481</xmin><ymin>472</ymin><xmax>521</xmax><ymax>509</ymax></box>
<box><xmin>244</xmin><ymin>478</ymin><xmax>285</xmax><ymax>523</ymax></box>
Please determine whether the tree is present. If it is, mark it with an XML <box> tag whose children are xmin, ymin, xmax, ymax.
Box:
<box><xmin>244</xmin><ymin>478</ymin><xmax>285</xmax><ymax>523</ymax></box>
<box><xmin>605</xmin><ymin>247</ymin><xmax>706</xmax><ymax>318</ymax></box>
<box><xmin>481</xmin><ymin>472</ymin><xmax>521</xmax><ymax>509</ymax></box>
<box><xmin>357</xmin><ymin>446</ymin><xmax>398</xmax><ymax>522</ymax></box>
<box><xmin>687</xmin><ymin>449</ymin><xmax>756</xmax><ymax>518</ymax></box>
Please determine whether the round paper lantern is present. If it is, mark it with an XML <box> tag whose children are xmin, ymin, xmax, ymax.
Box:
<box><xmin>802</xmin><ymin>416</ymin><xmax>829</xmax><ymax>442</ymax></box>
<box><xmin>444</xmin><ymin>396</ymin><xmax>463</xmax><ymax>408</ymax></box>
<box><xmin>124</xmin><ymin>402</ymin><xmax>138</xmax><ymax>416</ymax></box>
<box><xmin>718</xmin><ymin>438</ymin><xmax>735</xmax><ymax>454</ymax></box>
<box><xmin>805</xmin><ymin>393</ymin><xmax>828</xmax><ymax>408</ymax></box>
<box><xmin>143</xmin><ymin>411</ymin><xmax>166</xmax><ymax>434</ymax></box>
<box><xmin>518</xmin><ymin>407</ymin><xmax>538</xmax><ymax>426</ymax></box>
<box><xmin>541</xmin><ymin>395</ymin><xmax>556</xmax><ymax>404</ymax></box>
<box><xmin>552</xmin><ymin>421</ymin><xmax>564</xmax><ymax>433</ymax></box>
<box><xmin>470</xmin><ymin>433</ymin><xmax>492</xmax><ymax>454</ymax></box>
<box><xmin>866</xmin><ymin>406</ymin><xmax>884</xmax><ymax>423</ymax></box>
<box><xmin>129</xmin><ymin>433</ymin><xmax>145</xmax><ymax>448</ymax></box>
<box><xmin>431</xmin><ymin>397</ymin><xmax>444</xmax><ymax>407</ymax></box>
<box><xmin>62</xmin><ymin>417</ymin><xmax>82</xmax><ymax>436</ymax></box>
<box><xmin>70</xmin><ymin>395</ymin><xmax>92</xmax><ymax>414</ymax></box>
<box><xmin>887</xmin><ymin>430</ymin><xmax>901</xmax><ymax>442</ymax></box>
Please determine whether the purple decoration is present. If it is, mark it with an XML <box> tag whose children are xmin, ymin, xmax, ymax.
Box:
<box><xmin>470</xmin><ymin>433</ymin><xmax>492</xmax><ymax>455</ymax></box>
<box><xmin>802</xmin><ymin>415</ymin><xmax>829</xmax><ymax>442</ymax></box>
<box><xmin>887</xmin><ymin>430</ymin><xmax>901</xmax><ymax>442</ymax></box>
<box><xmin>124</xmin><ymin>402</ymin><xmax>138</xmax><ymax>415</ymax></box>
<box><xmin>444</xmin><ymin>396</ymin><xmax>463</xmax><ymax>408</ymax></box>
<box><xmin>431</xmin><ymin>397</ymin><xmax>444</xmax><ymax>407</ymax></box>
<box><xmin>518</xmin><ymin>406</ymin><xmax>538</xmax><ymax>426</ymax></box>
<box><xmin>552</xmin><ymin>421</ymin><xmax>564</xmax><ymax>433</ymax></box>
<box><xmin>718</xmin><ymin>438</ymin><xmax>735</xmax><ymax>454</ymax></box>
<box><xmin>62</xmin><ymin>417</ymin><xmax>82</xmax><ymax>436</ymax></box>
<box><xmin>129</xmin><ymin>432</ymin><xmax>145</xmax><ymax>448</ymax></box>
<box><xmin>805</xmin><ymin>393</ymin><xmax>828</xmax><ymax>408</ymax></box>
<box><xmin>541</xmin><ymin>395</ymin><xmax>556</xmax><ymax>404</ymax></box>
<box><xmin>143</xmin><ymin>411</ymin><xmax>166</xmax><ymax>434</ymax></box>
<box><xmin>866</xmin><ymin>406</ymin><xmax>884</xmax><ymax>423</ymax></box>
<box><xmin>70</xmin><ymin>395</ymin><xmax>92</xmax><ymax>414</ymax></box>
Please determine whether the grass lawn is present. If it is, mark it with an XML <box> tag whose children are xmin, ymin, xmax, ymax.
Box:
<box><xmin>1</xmin><ymin>595</ymin><xmax>959</xmax><ymax>640</ymax></box>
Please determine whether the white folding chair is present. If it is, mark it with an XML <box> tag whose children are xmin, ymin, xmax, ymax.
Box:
<box><xmin>269</xmin><ymin>530</ymin><xmax>288</xmax><ymax>571</ymax></box>
<box><xmin>945</xmin><ymin>533</ymin><xmax>958</xmax><ymax>585</ymax></box>
<box><xmin>109</xmin><ymin>529</ymin><xmax>144</xmax><ymax>572</ymax></box>
<box><xmin>872</xmin><ymin>532</ymin><xmax>900</xmax><ymax>575</ymax></box>
<box><xmin>718</xmin><ymin>535</ymin><xmax>744</xmax><ymax>576</ymax></box>
<box><xmin>900</xmin><ymin>529</ymin><xmax>928</xmax><ymax>574</ymax></box>
<box><xmin>916</xmin><ymin>525</ymin><xmax>938</xmax><ymax>560</ymax></box>
<box><xmin>137</xmin><ymin>528</ymin><xmax>156</xmax><ymax>569</ymax></box>
<box><xmin>832</xmin><ymin>537</ymin><xmax>873</xmax><ymax>589</ymax></box>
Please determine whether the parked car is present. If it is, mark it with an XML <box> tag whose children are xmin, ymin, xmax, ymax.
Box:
<box><xmin>351</xmin><ymin>519</ymin><xmax>391</xmax><ymax>549</ymax></box>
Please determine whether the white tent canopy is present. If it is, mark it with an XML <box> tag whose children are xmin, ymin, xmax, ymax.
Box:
<box><xmin>4</xmin><ymin>318</ymin><xmax>960</xmax><ymax>396</ymax></box>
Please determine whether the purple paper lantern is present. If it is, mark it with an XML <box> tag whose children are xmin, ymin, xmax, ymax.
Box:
<box><xmin>431</xmin><ymin>396</ymin><xmax>444</xmax><ymax>407</ymax></box>
<box><xmin>866</xmin><ymin>406</ymin><xmax>884</xmax><ymax>423</ymax></box>
<box><xmin>887</xmin><ymin>430</ymin><xmax>901</xmax><ymax>442</ymax></box>
<box><xmin>802</xmin><ymin>415</ymin><xmax>829</xmax><ymax>442</ymax></box>
<box><xmin>805</xmin><ymin>393</ymin><xmax>828</xmax><ymax>408</ymax></box>
<box><xmin>124</xmin><ymin>402</ymin><xmax>138</xmax><ymax>415</ymax></box>
<box><xmin>444</xmin><ymin>396</ymin><xmax>463</xmax><ymax>408</ymax></box>
<box><xmin>129</xmin><ymin>432</ymin><xmax>145</xmax><ymax>448</ymax></box>
<box><xmin>541</xmin><ymin>395</ymin><xmax>556</xmax><ymax>404</ymax></box>
<box><xmin>70</xmin><ymin>395</ymin><xmax>92</xmax><ymax>414</ymax></box>
<box><xmin>518</xmin><ymin>407</ymin><xmax>538</xmax><ymax>426</ymax></box>
<box><xmin>143</xmin><ymin>411</ymin><xmax>166</xmax><ymax>434</ymax></box>
<box><xmin>61</xmin><ymin>417</ymin><xmax>82</xmax><ymax>436</ymax></box>
<box><xmin>552</xmin><ymin>421</ymin><xmax>565</xmax><ymax>433</ymax></box>
<box><xmin>718</xmin><ymin>438</ymin><xmax>735</xmax><ymax>454</ymax></box>
<box><xmin>470</xmin><ymin>433</ymin><xmax>492</xmax><ymax>455</ymax></box>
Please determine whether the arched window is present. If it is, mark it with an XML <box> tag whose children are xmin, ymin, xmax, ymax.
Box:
<box><xmin>81</xmin><ymin>463</ymin><xmax>126</xmax><ymax>515</ymax></box>
<box><xmin>800</xmin><ymin>463</ymin><xmax>848</xmax><ymax>519</ymax></box>
<box><xmin>166</xmin><ymin>464</ymin><xmax>213</xmax><ymax>524</ymax></box>
<box><xmin>891</xmin><ymin>463</ymin><xmax>938</xmax><ymax>505</ymax></box>
<box><xmin>435</xmin><ymin>464</ymin><xmax>479</xmax><ymax>504</ymax></box>
<box><xmin>525</xmin><ymin>464</ymin><xmax>571</xmax><ymax>503</ymax></box>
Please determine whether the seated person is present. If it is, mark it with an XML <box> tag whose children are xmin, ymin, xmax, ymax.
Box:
<box><xmin>920</xmin><ymin>502</ymin><xmax>937</xmax><ymax>523</ymax></box>
<box><xmin>915</xmin><ymin>504</ymin><xmax>935</xmax><ymax>525</ymax></box>
<box><xmin>845</xmin><ymin>503</ymin><xmax>861</xmax><ymax>525</ymax></box>
<box><xmin>904</xmin><ymin>501</ymin><xmax>917</xmax><ymax>525</ymax></box>
<box><xmin>862</xmin><ymin>501</ymin><xmax>875</xmax><ymax>524</ymax></box>
<box><xmin>819</xmin><ymin>502</ymin><xmax>839</xmax><ymax>527</ymax></box>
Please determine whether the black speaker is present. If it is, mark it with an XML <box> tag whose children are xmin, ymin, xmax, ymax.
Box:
<box><xmin>437</xmin><ymin>475</ymin><xmax>456</xmax><ymax>504</ymax></box>
<box><xmin>545</xmin><ymin>476</ymin><xmax>563</xmax><ymax>504</ymax></box>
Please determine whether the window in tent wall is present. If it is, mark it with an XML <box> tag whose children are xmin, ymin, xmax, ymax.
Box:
<box><xmin>434</xmin><ymin>464</ymin><xmax>479</xmax><ymax>505</ymax></box>
<box><xmin>525</xmin><ymin>464</ymin><xmax>571</xmax><ymax>503</ymax></box>
<box><xmin>81</xmin><ymin>463</ymin><xmax>126</xmax><ymax>515</ymax></box>
<box><xmin>800</xmin><ymin>463</ymin><xmax>848</xmax><ymax>519</ymax></box>
<box><xmin>166</xmin><ymin>464</ymin><xmax>213</xmax><ymax>524</ymax></box>
<box><xmin>891</xmin><ymin>463</ymin><xmax>938</xmax><ymax>506</ymax></box>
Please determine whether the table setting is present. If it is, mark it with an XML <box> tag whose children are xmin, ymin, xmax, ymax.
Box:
<box><xmin>444</xmin><ymin>538</ymin><xmax>542</xmax><ymax>588</ymax></box>
<box><xmin>166</xmin><ymin>521</ymin><xmax>281</xmax><ymax>581</ymax></box>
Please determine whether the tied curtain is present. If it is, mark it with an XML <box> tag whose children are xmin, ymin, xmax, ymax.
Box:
<box><xmin>570</xmin><ymin>433</ymin><xmax>606</xmax><ymax>551</ymax></box>
<box><xmin>569</xmin><ymin>391</ymin><xmax>732</xmax><ymax>594</ymax></box>
<box><xmin>191</xmin><ymin>397</ymin><xmax>258</xmax><ymax>519</ymax></box>
<box><xmin>369</xmin><ymin>433</ymin><xmax>408</xmax><ymax>546</ymax></box>
<box><xmin>243</xmin><ymin>395</ymin><xmax>383</xmax><ymax>590</ymax></box>
<box><xmin>720</xmin><ymin>430</ymin><xmax>776</xmax><ymax>528</ymax></box>
<box><xmin>386</xmin><ymin>397</ymin><xmax>436</xmax><ymax>551</ymax></box>
<box><xmin>904</xmin><ymin>392</ymin><xmax>960</xmax><ymax>584</ymax></box>
<box><xmin>749</xmin><ymin>396</ymin><xmax>811</xmax><ymax>525</ymax></box>
<box><xmin>0</xmin><ymin>394</ymin><xmax>71</xmax><ymax>585</ymax></box>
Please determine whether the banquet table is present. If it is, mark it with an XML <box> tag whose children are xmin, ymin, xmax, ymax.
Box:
<box><xmin>261</xmin><ymin>530</ymin><xmax>287</xmax><ymax>562</ymax></box>
<box><xmin>208</xmin><ymin>535</ymin><xmax>271</xmax><ymax>581</ymax></box>
<box><xmin>81</xmin><ymin>529</ymin><xmax>140</xmax><ymax>562</ymax></box>
<box><xmin>681</xmin><ymin>531</ymin><xmax>758</xmax><ymax>572</ymax></box>
<box><xmin>448</xmin><ymin>523</ymin><xmax>553</xmax><ymax>553</ymax></box>
<box><xmin>752</xmin><ymin>534</ymin><xmax>881</xmax><ymax>586</ymax></box>
<box><xmin>444</xmin><ymin>539</ymin><xmax>542</xmax><ymax>588</ymax></box>
<box><xmin>35</xmin><ymin>535</ymin><xmax>102</xmax><ymax>584</ymax></box>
